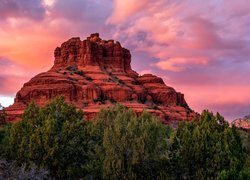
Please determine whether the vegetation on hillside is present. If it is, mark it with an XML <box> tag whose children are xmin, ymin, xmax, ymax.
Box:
<box><xmin>0</xmin><ymin>97</ymin><xmax>249</xmax><ymax>179</ymax></box>
<box><xmin>0</xmin><ymin>106</ymin><xmax>6</xmax><ymax>126</ymax></box>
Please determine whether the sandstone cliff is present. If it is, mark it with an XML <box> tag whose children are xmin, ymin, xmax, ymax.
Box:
<box><xmin>6</xmin><ymin>33</ymin><xmax>197</xmax><ymax>124</ymax></box>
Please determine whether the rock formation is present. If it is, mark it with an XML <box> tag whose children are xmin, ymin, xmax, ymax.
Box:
<box><xmin>6</xmin><ymin>33</ymin><xmax>197</xmax><ymax>124</ymax></box>
<box><xmin>231</xmin><ymin>115</ymin><xmax>250</xmax><ymax>130</ymax></box>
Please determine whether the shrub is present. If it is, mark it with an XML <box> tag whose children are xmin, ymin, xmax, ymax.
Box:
<box><xmin>66</xmin><ymin>64</ymin><xmax>78</xmax><ymax>71</ymax></box>
<box><xmin>75</xmin><ymin>70</ymin><xmax>84</xmax><ymax>76</ymax></box>
<box><xmin>86</xmin><ymin>77</ymin><xmax>93</xmax><ymax>81</ymax></box>
<box><xmin>152</xmin><ymin>104</ymin><xmax>159</xmax><ymax>110</ymax></box>
<box><xmin>118</xmin><ymin>79</ymin><xmax>125</xmax><ymax>85</ymax></box>
<box><xmin>109</xmin><ymin>98</ymin><xmax>117</xmax><ymax>104</ymax></box>
<box><xmin>138</xmin><ymin>96</ymin><xmax>147</xmax><ymax>104</ymax></box>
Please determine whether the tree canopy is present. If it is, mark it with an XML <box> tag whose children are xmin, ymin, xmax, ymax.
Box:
<box><xmin>0</xmin><ymin>99</ymin><xmax>248</xmax><ymax>179</ymax></box>
<box><xmin>1</xmin><ymin>97</ymin><xmax>91</xmax><ymax>178</ymax></box>
<box><xmin>88</xmin><ymin>105</ymin><xmax>170</xmax><ymax>179</ymax></box>
<box><xmin>170</xmin><ymin>110</ymin><xmax>246</xmax><ymax>179</ymax></box>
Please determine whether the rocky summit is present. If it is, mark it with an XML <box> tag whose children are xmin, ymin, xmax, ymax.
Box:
<box><xmin>231</xmin><ymin>115</ymin><xmax>250</xmax><ymax>130</ymax></box>
<box><xmin>6</xmin><ymin>33</ymin><xmax>197</xmax><ymax>124</ymax></box>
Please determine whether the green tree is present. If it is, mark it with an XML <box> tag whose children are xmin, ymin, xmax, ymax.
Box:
<box><xmin>4</xmin><ymin>97</ymin><xmax>91</xmax><ymax>178</ymax></box>
<box><xmin>89</xmin><ymin>105</ymin><xmax>170</xmax><ymax>179</ymax></box>
<box><xmin>171</xmin><ymin>110</ymin><xmax>246</xmax><ymax>179</ymax></box>
<box><xmin>0</xmin><ymin>106</ymin><xmax>6</xmax><ymax>126</ymax></box>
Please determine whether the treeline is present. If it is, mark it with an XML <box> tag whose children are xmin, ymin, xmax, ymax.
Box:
<box><xmin>0</xmin><ymin>97</ymin><xmax>249</xmax><ymax>179</ymax></box>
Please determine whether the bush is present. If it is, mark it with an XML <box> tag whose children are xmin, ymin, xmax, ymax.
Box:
<box><xmin>66</xmin><ymin>64</ymin><xmax>78</xmax><ymax>71</ymax></box>
<box><xmin>109</xmin><ymin>98</ymin><xmax>117</xmax><ymax>104</ymax></box>
<box><xmin>138</xmin><ymin>96</ymin><xmax>147</xmax><ymax>104</ymax></box>
<box><xmin>152</xmin><ymin>104</ymin><xmax>159</xmax><ymax>110</ymax></box>
<box><xmin>75</xmin><ymin>70</ymin><xmax>84</xmax><ymax>76</ymax></box>
<box><xmin>86</xmin><ymin>76</ymin><xmax>93</xmax><ymax>81</ymax></box>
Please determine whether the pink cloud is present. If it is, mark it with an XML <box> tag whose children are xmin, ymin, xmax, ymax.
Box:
<box><xmin>0</xmin><ymin>57</ymin><xmax>37</xmax><ymax>96</ymax></box>
<box><xmin>0</xmin><ymin>0</ymin><xmax>46</xmax><ymax>20</ymax></box>
<box><xmin>106</xmin><ymin>0</ymin><xmax>149</xmax><ymax>24</ymax></box>
<box><xmin>155</xmin><ymin>57</ymin><xmax>208</xmax><ymax>72</ymax></box>
<box><xmin>107</xmin><ymin>0</ymin><xmax>250</xmax><ymax>120</ymax></box>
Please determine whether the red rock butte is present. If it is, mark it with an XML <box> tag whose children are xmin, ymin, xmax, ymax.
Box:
<box><xmin>6</xmin><ymin>33</ymin><xmax>197</xmax><ymax>124</ymax></box>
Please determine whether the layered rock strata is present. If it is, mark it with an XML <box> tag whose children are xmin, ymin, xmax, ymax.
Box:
<box><xmin>6</xmin><ymin>33</ymin><xmax>197</xmax><ymax>124</ymax></box>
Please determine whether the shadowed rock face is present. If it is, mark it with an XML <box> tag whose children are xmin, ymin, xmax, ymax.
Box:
<box><xmin>6</xmin><ymin>33</ymin><xmax>197</xmax><ymax>124</ymax></box>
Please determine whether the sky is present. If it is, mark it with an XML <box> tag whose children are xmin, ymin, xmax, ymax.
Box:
<box><xmin>0</xmin><ymin>0</ymin><xmax>250</xmax><ymax>121</ymax></box>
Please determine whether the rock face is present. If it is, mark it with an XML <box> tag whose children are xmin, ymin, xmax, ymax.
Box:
<box><xmin>231</xmin><ymin>116</ymin><xmax>250</xmax><ymax>130</ymax></box>
<box><xmin>6</xmin><ymin>33</ymin><xmax>197</xmax><ymax>124</ymax></box>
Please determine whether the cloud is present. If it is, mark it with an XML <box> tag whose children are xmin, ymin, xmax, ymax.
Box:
<box><xmin>106</xmin><ymin>0</ymin><xmax>149</xmax><ymax>24</ymax></box>
<box><xmin>0</xmin><ymin>57</ymin><xmax>36</xmax><ymax>96</ymax></box>
<box><xmin>105</xmin><ymin>0</ymin><xmax>250</xmax><ymax>121</ymax></box>
<box><xmin>0</xmin><ymin>0</ymin><xmax>46</xmax><ymax>21</ymax></box>
<box><xmin>0</xmin><ymin>0</ymin><xmax>250</xmax><ymax>121</ymax></box>
<box><xmin>108</xmin><ymin>0</ymin><xmax>250</xmax><ymax>71</ymax></box>
<box><xmin>51</xmin><ymin>0</ymin><xmax>112</xmax><ymax>23</ymax></box>
<box><xmin>155</xmin><ymin>57</ymin><xmax>208</xmax><ymax>72</ymax></box>
<box><xmin>0</xmin><ymin>96</ymin><xmax>14</xmax><ymax>107</ymax></box>
<box><xmin>207</xmin><ymin>101</ymin><xmax>250</xmax><ymax>121</ymax></box>
<box><xmin>0</xmin><ymin>0</ymin><xmax>115</xmax><ymax>99</ymax></box>
<box><xmin>43</xmin><ymin>0</ymin><xmax>56</xmax><ymax>6</ymax></box>
<box><xmin>166</xmin><ymin>83</ymin><xmax>250</xmax><ymax>121</ymax></box>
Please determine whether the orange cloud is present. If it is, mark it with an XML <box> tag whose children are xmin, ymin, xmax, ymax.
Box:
<box><xmin>0</xmin><ymin>19</ymin><xmax>63</xmax><ymax>70</ymax></box>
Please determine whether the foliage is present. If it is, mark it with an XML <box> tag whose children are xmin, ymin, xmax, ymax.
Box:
<box><xmin>109</xmin><ymin>98</ymin><xmax>117</xmax><ymax>104</ymax></box>
<box><xmin>237</xmin><ymin>130</ymin><xmax>250</xmax><ymax>179</ymax></box>
<box><xmin>88</xmin><ymin>105</ymin><xmax>169</xmax><ymax>179</ymax></box>
<box><xmin>0</xmin><ymin>100</ymin><xmax>248</xmax><ymax>179</ymax></box>
<box><xmin>0</xmin><ymin>158</ymin><xmax>49</xmax><ymax>180</ymax></box>
<box><xmin>2</xmin><ymin>97</ymin><xmax>91</xmax><ymax>179</ymax></box>
<box><xmin>75</xmin><ymin>70</ymin><xmax>84</xmax><ymax>76</ymax></box>
<box><xmin>138</xmin><ymin>96</ymin><xmax>147</xmax><ymax>104</ymax></box>
<box><xmin>86</xmin><ymin>76</ymin><xmax>93</xmax><ymax>81</ymax></box>
<box><xmin>0</xmin><ymin>108</ymin><xmax>6</xmax><ymax>126</ymax></box>
<box><xmin>66</xmin><ymin>64</ymin><xmax>78</xmax><ymax>71</ymax></box>
<box><xmin>170</xmin><ymin>110</ymin><xmax>246</xmax><ymax>179</ymax></box>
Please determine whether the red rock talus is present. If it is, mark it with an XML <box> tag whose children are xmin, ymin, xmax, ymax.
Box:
<box><xmin>6</xmin><ymin>33</ymin><xmax>197</xmax><ymax>124</ymax></box>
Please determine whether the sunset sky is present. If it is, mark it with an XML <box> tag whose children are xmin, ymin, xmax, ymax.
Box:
<box><xmin>0</xmin><ymin>0</ymin><xmax>250</xmax><ymax>121</ymax></box>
